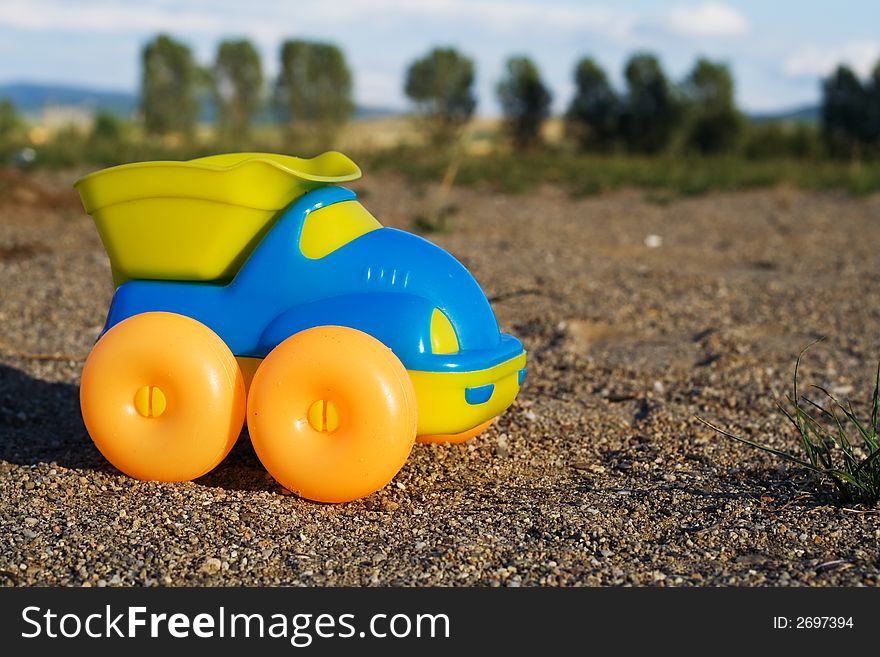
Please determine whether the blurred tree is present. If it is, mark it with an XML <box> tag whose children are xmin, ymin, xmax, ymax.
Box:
<box><xmin>743</xmin><ymin>122</ymin><xmax>785</xmax><ymax>159</ymax></box>
<box><xmin>213</xmin><ymin>39</ymin><xmax>263</xmax><ymax>140</ymax></box>
<box><xmin>565</xmin><ymin>57</ymin><xmax>619</xmax><ymax>151</ymax></box>
<box><xmin>0</xmin><ymin>100</ymin><xmax>20</xmax><ymax>140</ymax></box>
<box><xmin>788</xmin><ymin>123</ymin><xmax>822</xmax><ymax>159</ymax></box>
<box><xmin>864</xmin><ymin>60</ymin><xmax>880</xmax><ymax>147</ymax></box>
<box><xmin>140</xmin><ymin>34</ymin><xmax>198</xmax><ymax>137</ymax></box>
<box><xmin>496</xmin><ymin>56</ymin><xmax>552</xmax><ymax>149</ymax></box>
<box><xmin>90</xmin><ymin>111</ymin><xmax>125</xmax><ymax>142</ymax></box>
<box><xmin>275</xmin><ymin>40</ymin><xmax>353</xmax><ymax>144</ymax></box>
<box><xmin>743</xmin><ymin>122</ymin><xmax>820</xmax><ymax>160</ymax></box>
<box><xmin>821</xmin><ymin>65</ymin><xmax>868</xmax><ymax>158</ymax></box>
<box><xmin>86</xmin><ymin>111</ymin><xmax>130</xmax><ymax>165</ymax></box>
<box><xmin>620</xmin><ymin>53</ymin><xmax>680</xmax><ymax>154</ymax></box>
<box><xmin>681</xmin><ymin>58</ymin><xmax>742</xmax><ymax>154</ymax></box>
<box><xmin>404</xmin><ymin>47</ymin><xmax>476</xmax><ymax>142</ymax></box>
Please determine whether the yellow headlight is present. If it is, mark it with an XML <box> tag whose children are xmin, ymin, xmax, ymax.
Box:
<box><xmin>430</xmin><ymin>308</ymin><xmax>459</xmax><ymax>354</ymax></box>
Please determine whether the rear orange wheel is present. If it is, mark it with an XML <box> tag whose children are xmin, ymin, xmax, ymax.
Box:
<box><xmin>417</xmin><ymin>418</ymin><xmax>496</xmax><ymax>444</ymax></box>
<box><xmin>247</xmin><ymin>326</ymin><xmax>417</xmax><ymax>503</ymax></box>
<box><xmin>80</xmin><ymin>312</ymin><xmax>246</xmax><ymax>481</ymax></box>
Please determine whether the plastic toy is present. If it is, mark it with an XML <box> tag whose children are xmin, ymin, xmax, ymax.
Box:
<box><xmin>75</xmin><ymin>152</ymin><xmax>526</xmax><ymax>502</ymax></box>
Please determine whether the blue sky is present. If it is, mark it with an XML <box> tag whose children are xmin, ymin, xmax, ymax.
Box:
<box><xmin>1</xmin><ymin>0</ymin><xmax>879</xmax><ymax>113</ymax></box>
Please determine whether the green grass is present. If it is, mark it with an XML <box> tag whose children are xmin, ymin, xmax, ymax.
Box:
<box><xmin>5</xmin><ymin>132</ymin><xmax>880</xmax><ymax>197</ymax></box>
<box><xmin>359</xmin><ymin>146</ymin><xmax>880</xmax><ymax>198</ymax></box>
<box><xmin>697</xmin><ymin>345</ymin><xmax>880</xmax><ymax>505</ymax></box>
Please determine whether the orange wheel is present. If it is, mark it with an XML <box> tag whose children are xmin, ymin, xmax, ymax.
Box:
<box><xmin>80</xmin><ymin>312</ymin><xmax>246</xmax><ymax>482</ymax></box>
<box><xmin>247</xmin><ymin>326</ymin><xmax>417</xmax><ymax>503</ymax></box>
<box><xmin>417</xmin><ymin>418</ymin><xmax>496</xmax><ymax>444</ymax></box>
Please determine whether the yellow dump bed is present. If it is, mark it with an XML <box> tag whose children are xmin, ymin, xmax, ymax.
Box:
<box><xmin>75</xmin><ymin>151</ymin><xmax>361</xmax><ymax>286</ymax></box>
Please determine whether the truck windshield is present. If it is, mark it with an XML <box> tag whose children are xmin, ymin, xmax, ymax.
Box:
<box><xmin>299</xmin><ymin>200</ymin><xmax>382</xmax><ymax>259</ymax></box>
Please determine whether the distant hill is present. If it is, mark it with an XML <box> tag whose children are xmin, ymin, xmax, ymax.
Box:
<box><xmin>0</xmin><ymin>82</ymin><xmax>137</xmax><ymax>116</ymax></box>
<box><xmin>748</xmin><ymin>105</ymin><xmax>819</xmax><ymax>125</ymax></box>
<box><xmin>0</xmin><ymin>81</ymin><xmax>398</xmax><ymax>121</ymax></box>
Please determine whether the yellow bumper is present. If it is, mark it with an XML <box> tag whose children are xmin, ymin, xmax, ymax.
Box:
<box><xmin>409</xmin><ymin>351</ymin><xmax>527</xmax><ymax>436</ymax></box>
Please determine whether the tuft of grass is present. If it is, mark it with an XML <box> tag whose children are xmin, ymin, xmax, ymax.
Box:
<box><xmin>697</xmin><ymin>343</ymin><xmax>880</xmax><ymax>505</ymax></box>
<box><xmin>412</xmin><ymin>203</ymin><xmax>458</xmax><ymax>234</ymax></box>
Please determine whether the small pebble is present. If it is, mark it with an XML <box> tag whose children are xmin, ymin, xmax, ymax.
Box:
<box><xmin>201</xmin><ymin>558</ymin><xmax>222</xmax><ymax>574</ymax></box>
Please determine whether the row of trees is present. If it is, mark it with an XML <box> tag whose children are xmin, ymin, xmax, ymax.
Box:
<box><xmin>444</xmin><ymin>50</ymin><xmax>880</xmax><ymax>158</ymax></box>
<box><xmin>4</xmin><ymin>33</ymin><xmax>878</xmax><ymax>160</ymax></box>
<box><xmin>562</xmin><ymin>54</ymin><xmax>741</xmax><ymax>154</ymax></box>
<box><xmin>403</xmin><ymin>49</ymin><xmax>751</xmax><ymax>156</ymax></box>
<box><xmin>497</xmin><ymin>54</ymin><xmax>875</xmax><ymax>159</ymax></box>
<box><xmin>141</xmin><ymin>35</ymin><xmax>354</xmax><ymax>142</ymax></box>
<box><xmin>141</xmin><ymin>36</ymin><xmax>485</xmax><ymax>145</ymax></box>
<box><xmin>138</xmin><ymin>34</ymin><xmax>741</xmax><ymax>153</ymax></box>
<box><xmin>140</xmin><ymin>33</ymin><xmax>880</xmax><ymax>158</ymax></box>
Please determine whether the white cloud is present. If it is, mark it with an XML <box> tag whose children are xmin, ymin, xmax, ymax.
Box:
<box><xmin>661</xmin><ymin>2</ymin><xmax>748</xmax><ymax>38</ymax></box>
<box><xmin>402</xmin><ymin>0</ymin><xmax>636</xmax><ymax>40</ymax></box>
<box><xmin>0</xmin><ymin>0</ymin><xmax>224</xmax><ymax>33</ymax></box>
<box><xmin>0</xmin><ymin>1</ymin><xmax>764</xmax><ymax>49</ymax></box>
<box><xmin>783</xmin><ymin>41</ymin><xmax>880</xmax><ymax>79</ymax></box>
<box><xmin>0</xmin><ymin>0</ymin><xmax>636</xmax><ymax>40</ymax></box>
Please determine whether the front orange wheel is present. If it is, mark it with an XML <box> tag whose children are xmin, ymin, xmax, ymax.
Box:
<box><xmin>247</xmin><ymin>326</ymin><xmax>417</xmax><ymax>503</ymax></box>
<box><xmin>80</xmin><ymin>312</ymin><xmax>246</xmax><ymax>482</ymax></box>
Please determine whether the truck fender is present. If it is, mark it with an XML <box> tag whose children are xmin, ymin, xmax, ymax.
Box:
<box><xmin>257</xmin><ymin>293</ymin><xmax>437</xmax><ymax>366</ymax></box>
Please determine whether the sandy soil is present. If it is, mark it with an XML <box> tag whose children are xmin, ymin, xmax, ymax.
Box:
<box><xmin>1</xmin><ymin>166</ymin><xmax>879</xmax><ymax>586</ymax></box>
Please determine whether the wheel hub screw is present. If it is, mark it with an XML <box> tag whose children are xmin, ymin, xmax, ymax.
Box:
<box><xmin>134</xmin><ymin>385</ymin><xmax>167</xmax><ymax>418</ymax></box>
<box><xmin>307</xmin><ymin>399</ymin><xmax>339</xmax><ymax>432</ymax></box>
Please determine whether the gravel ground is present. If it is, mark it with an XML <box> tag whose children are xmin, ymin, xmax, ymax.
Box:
<box><xmin>1</xmin><ymin>167</ymin><xmax>879</xmax><ymax>587</ymax></box>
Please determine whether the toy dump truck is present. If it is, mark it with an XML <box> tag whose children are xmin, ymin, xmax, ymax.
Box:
<box><xmin>75</xmin><ymin>152</ymin><xmax>526</xmax><ymax>502</ymax></box>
